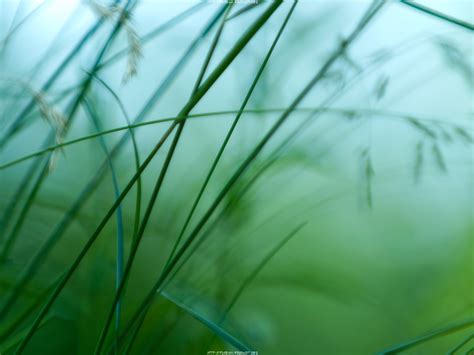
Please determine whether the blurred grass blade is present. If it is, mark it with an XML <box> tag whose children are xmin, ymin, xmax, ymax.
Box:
<box><xmin>15</xmin><ymin>2</ymin><xmax>282</xmax><ymax>352</ymax></box>
<box><xmin>2</xmin><ymin>107</ymin><xmax>464</xmax><ymax>171</ymax></box>
<box><xmin>379</xmin><ymin>318</ymin><xmax>474</xmax><ymax>354</ymax></box>
<box><xmin>0</xmin><ymin>0</ymin><xmax>136</xmax><ymax>323</ymax></box>
<box><xmin>0</xmin><ymin>274</ymin><xmax>63</xmax><ymax>343</ymax></box>
<box><xmin>82</xmin><ymin>98</ymin><xmax>125</xmax><ymax>336</ymax></box>
<box><xmin>0</xmin><ymin>0</ymin><xmax>122</xmax><ymax>147</ymax></box>
<box><xmin>89</xmin><ymin>74</ymin><xmax>142</xmax><ymax>239</ymax></box>
<box><xmin>117</xmin><ymin>0</ymin><xmax>386</xmax><ymax>342</ymax></box>
<box><xmin>399</xmin><ymin>1</ymin><xmax>474</xmax><ymax>31</ymax></box>
<box><xmin>161</xmin><ymin>291</ymin><xmax>253</xmax><ymax>352</ymax></box>
<box><xmin>227</xmin><ymin>2</ymin><xmax>263</xmax><ymax>21</ymax></box>
<box><xmin>165</xmin><ymin>0</ymin><xmax>297</xmax><ymax>269</ymax></box>
<box><xmin>94</xmin><ymin>3</ymin><xmax>232</xmax><ymax>351</ymax></box>
<box><xmin>0</xmin><ymin>0</ymin><xmax>48</xmax><ymax>53</ymax></box>
<box><xmin>0</xmin><ymin>2</ymin><xmax>227</xmax><ymax>330</ymax></box>
<box><xmin>447</xmin><ymin>333</ymin><xmax>474</xmax><ymax>355</ymax></box>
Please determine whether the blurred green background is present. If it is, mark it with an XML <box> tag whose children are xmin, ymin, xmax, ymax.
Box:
<box><xmin>0</xmin><ymin>1</ymin><xmax>472</xmax><ymax>354</ymax></box>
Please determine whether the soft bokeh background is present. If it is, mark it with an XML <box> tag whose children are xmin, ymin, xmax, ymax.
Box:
<box><xmin>0</xmin><ymin>1</ymin><xmax>473</xmax><ymax>354</ymax></box>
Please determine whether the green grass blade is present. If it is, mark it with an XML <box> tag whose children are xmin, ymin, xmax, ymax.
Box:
<box><xmin>0</xmin><ymin>0</ymin><xmax>48</xmax><ymax>53</ymax></box>
<box><xmin>379</xmin><ymin>318</ymin><xmax>474</xmax><ymax>354</ymax></box>
<box><xmin>0</xmin><ymin>0</ymin><xmax>136</xmax><ymax>323</ymax></box>
<box><xmin>0</xmin><ymin>0</ymin><xmax>120</xmax><ymax>147</ymax></box>
<box><xmin>165</xmin><ymin>0</ymin><xmax>297</xmax><ymax>270</ymax></box>
<box><xmin>222</xmin><ymin>222</ymin><xmax>306</xmax><ymax>320</ymax></box>
<box><xmin>448</xmin><ymin>333</ymin><xmax>474</xmax><ymax>355</ymax></box>
<box><xmin>198</xmin><ymin>222</ymin><xmax>306</xmax><ymax>351</ymax></box>
<box><xmin>12</xmin><ymin>123</ymin><xmax>172</xmax><ymax>353</ymax></box>
<box><xmin>117</xmin><ymin>0</ymin><xmax>385</xmax><ymax>342</ymax></box>
<box><xmin>0</xmin><ymin>3</ymin><xmax>227</xmax><ymax>332</ymax></box>
<box><xmin>82</xmin><ymin>98</ymin><xmax>125</xmax><ymax>336</ymax></box>
<box><xmin>14</xmin><ymin>2</ymin><xmax>282</xmax><ymax>352</ymax></box>
<box><xmin>161</xmin><ymin>291</ymin><xmax>253</xmax><ymax>352</ymax></box>
<box><xmin>89</xmin><ymin>73</ymin><xmax>142</xmax><ymax>240</ymax></box>
<box><xmin>98</xmin><ymin>2</ymin><xmax>208</xmax><ymax>71</ymax></box>
<box><xmin>400</xmin><ymin>1</ymin><xmax>474</xmax><ymax>31</ymax></box>
<box><xmin>2</xmin><ymin>107</ymin><xmax>465</xmax><ymax>172</ymax></box>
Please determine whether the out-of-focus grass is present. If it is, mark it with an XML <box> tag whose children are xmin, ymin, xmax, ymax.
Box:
<box><xmin>0</xmin><ymin>1</ymin><xmax>473</xmax><ymax>354</ymax></box>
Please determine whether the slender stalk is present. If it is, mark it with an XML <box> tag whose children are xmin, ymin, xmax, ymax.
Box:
<box><xmin>95</xmin><ymin>4</ymin><xmax>233</xmax><ymax>351</ymax></box>
<box><xmin>14</xmin><ymin>2</ymin><xmax>282</xmax><ymax>353</ymax></box>
<box><xmin>13</xmin><ymin>123</ymin><xmax>173</xmax><ymax>354</ymax></box>
<box><xmin>0</xmin><ymin>0</ymin><xmax>121</xmax><ymax>146</ymax></box>
<box><xmin>116</xmin><ymin>0</ymin><xmax>385</xmax><ymax>343</ymax></box>
<box><xmin>447</xmin><ymin>333</ymin><xmax>474</xmax><ymax>355</ymax></box>
<box><xmin>0</xmin><ymin>0</ymin><xmax>121</xmax><ymax>240</ymax></box>
<box><xmin>82</xmin><ymin>98</ymin><xmax>126</xmax><ymax>342</ymax></box>
<box><xmin>2</xmin><ymin>107</ymin><xmax>466</xmax><ymax>171</ymax></box>
<box><xmin>165</xmin><ymin>0</ymin><xmax>297</xmax><ymax>268</ymax></box>
<box><xmin>0</xmin><ymin>1</ymin><xmax>225</xmax><ymax>323</ymax></box>
<box><xmin>379</xmin><ymin>319</ymin><xmax>474</xmax><ymax>354</ymax></box>
<box><xmin>0</xmin><ymin>1</ymin><xmax>204</xmax><ymax>240</ymax></box>
<box><xmin>88</xmin><ymin>74</ymin><xmax>144</xmax><ymax>339</ymax></box>
<box><xmin>400</xmin><ymin>1</ymin><xmax>474</xmax><ymax>31</ymax></box>
<box><xmin>203</xmin><ymin>222</ymin><xmax>306</xmax><ymax>350</ymax></box>
<box><xmin>95</xmin><ymin>4</ymin><xmax>284</xmax><ymax>353</ymax></box>
<box><xmin>0</xmin><ymin>0</ymin><xmax>136</xmax><ymax>322</ymax></box>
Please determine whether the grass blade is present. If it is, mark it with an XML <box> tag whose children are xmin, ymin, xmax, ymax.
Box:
<box><xmin>448</xmin><ymin>333</ymin><xmax>474</xmax><ymax>355</ymax></box>
<box><xmin>161</xmin><ymin>291</ymin><xmax>253</xmax><ymax>352</ymax></box>
<box><xmin>0</xmin><ymin>0</ymin><xmax>136</xmax><ymax>323</ymax></box>
<box><xmin>165</xmin><ymin>0</ymin><xmax>297</xmax><ymax>270</ymax></box>
<box><xmin>117</xmin><ymin>0</ymin><xmax>386</xmax><ymax>342</ymax></box>
<box><xmin>400</xmin><ymin>1</ymin><xmax>474</xmax><ymax>31</ymax></box>
<box><xmin>82</xmin><ymin>98</ymin><xmax>125</xmax><ymax>337</ymax></box>
<box><xmin>0</xmin><ymin>2</ymin><xmax>227</xmax><ymax>330</ymax></box>
<box><xmin>0</xmin><ymin>0</ymin><xmax>121</xmax><ymax>147</ymax></box>
<box><xmin>379</xmin><ymin>318</ymin><xmax>474</xmax><ymax>354</ymax></box>
<box><xmin>14</xmin><ymin>2</ymin><xmax>282</xmax><ymax>352</ymax></box>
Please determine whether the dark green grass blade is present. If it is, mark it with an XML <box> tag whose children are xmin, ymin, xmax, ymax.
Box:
<box><xmin>0</xmin><ymin>0</ymin><xmax>48</xmax><ymax>53</ymax></box>
<box><xmin>0</xmin><ymin>0</ymin><xmax>122</xmax><ymax>147</ymax></box>
<box><xmin>400</xmin><ymin>1</ymin><xmax>474</xmax><ymax>31</ymax></box>
<box><xmin>89</xmin><ymin>73</ymin><xmax>142</xmax><ymax>240</ymax></box>
<box><xmin>197</xmin><ymin>222</ymin><xmax>306</xmax><ymax>351</ymax></box>
<box><xmin>379</xmin><ymin>318</ymin><xmax>474</xmax><ymax>354</ymax></box>
<box><xmin>448</xmin><ymin>333</ymin><xmax>474</xmax><ymax>355</ymax></box>
<box><xmin>165</xmin><ymin>0</ymin><xmax>297</xmax><ymax>269</ymax></box>
<box><xmin>88</xmin><ymin>75</ymin><xmax>143</xmax><ymax>335</ymax></box>
<box><xmin>221</xmin><ymin>222</ymin><xmax>306</xmax><ymax>321</ymax></box>
<box><xmin>96</xmin><ymin>4</ymin><xmax>231</xmax><ymax>351</ymax></box>
<box><xmin>0</xmin><ymin>3</ymin><xmax>227</xmax><ymax>331</ymax></box>
<box><xmin>0</xmin><ymin>274</ymin><xmax>63</xmax><ymax>343</ymax></box>
<box><xmin>122</xmin><ymin>311</ymin><xmax>148</xmax><ymax>354</ymax></box>
<box><xmin>164</xmin><ymin>146</ymin><xmax>296</xmax><ymax>287</ymax></box>
<box><xmin>227</xmin><ymin>2</ymin><xmax>263</xmax><ymax>21</ymax></box>
<box><xmin>13</xmin><ymin>2</ymin><xmax>282</xmax><ymax>352</ymax></box>
<box><xmin>47</xmin><ymin>2</ymin><xmax>208</xmax><ymax>100</ymax></box>
<box><xmin>95</xmin><ymin>4</ymin><xmax>285</xmax><ymax>352</ymax></box>
<box><xmin>2</xmin><ymin>107</ymin><xmax>463</xmax><ymax>171</ymax></box>
<box><xmin>12</xmin><ymin>124</ymin><xmax>172</xmax><ymax>353</ymax></box>
<box><xmin>161</xmin><ymin>291</ymin><xmax>253</xmax><ymax>352</ymax></box>
<box><xmin>161</xmin><ymin>1</ymin><xmax>236</xmax><ymax>267</ymax></box>
<box><xmin>82</xmin><ymin>98</ymin><xmax>125</xmax><ymax>336</ymax></box>
<box><xmin>98</xmin><ymin>2</ymin><xmax>208</xmax><ymax>71</ymax></box>
<box><xmin>0</xmin><ymin>0</ymin><xmax>126</xmax><ymax>242</ymax></box>
<box><xmin>0</xmin><ymin>0</ymin><xmax>135</xmax><ymax>322</ymax></box>
<box><xmin>116</xmin><ymin>0</ymin><xmax>386</xmax><ymax>342</ymax></box>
